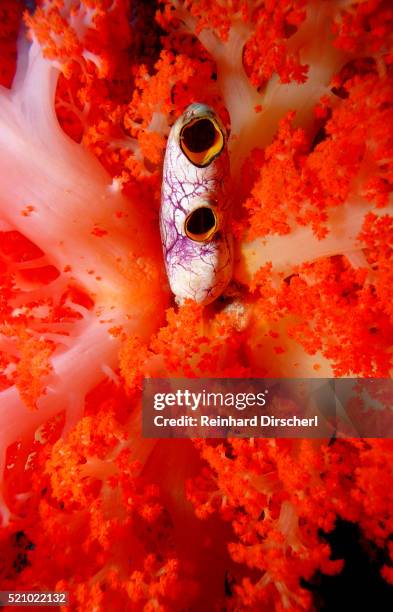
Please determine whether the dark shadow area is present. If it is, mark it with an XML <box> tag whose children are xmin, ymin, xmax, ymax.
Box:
<box><xmin>304</xmin><ymin>519</ymin><xmax>393</xmax><ymax>611</ymax></box>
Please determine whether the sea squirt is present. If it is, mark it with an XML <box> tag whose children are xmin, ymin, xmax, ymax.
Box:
<box><xmin>160</xmin><ymin>103</ymin><xmax>233</xmax><ymax>304</ymax></box>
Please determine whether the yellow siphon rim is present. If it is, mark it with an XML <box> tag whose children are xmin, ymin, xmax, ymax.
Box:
<box><xmin>184</xmin><ymin>206</ymin><xmax>218</xmax><ymax>242</ymax></box>
<box><xmin>179</xmin><ymin>116</ymin><xmax>225</xmax><ymax>167</ymax></box>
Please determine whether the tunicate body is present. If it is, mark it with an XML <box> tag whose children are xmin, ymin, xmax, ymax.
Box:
<box><xmin>160</xmin><ymin>103</ymin><xmax>233</xmax><ymax>304</ymax></box>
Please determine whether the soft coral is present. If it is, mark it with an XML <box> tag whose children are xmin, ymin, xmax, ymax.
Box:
<box><xmin>0</xmin><ymin>0</ymin><xmax>393</xmax><ymax>610</ymax></box>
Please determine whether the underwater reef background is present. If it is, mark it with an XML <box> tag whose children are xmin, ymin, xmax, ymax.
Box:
<box><xmin>0</xmin><ymin>0</ymin><xmax>393</xmax><ymax>609</ymax></box>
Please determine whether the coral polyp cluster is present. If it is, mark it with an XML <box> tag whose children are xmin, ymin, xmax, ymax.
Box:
<box><xmin>0</xmin><ymin>0</ymin><xmax>392</xmax><ymax>609</ymax></box>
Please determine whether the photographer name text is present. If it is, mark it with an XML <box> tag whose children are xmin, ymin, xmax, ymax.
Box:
<box><xmin>153</xmin><ymin>415</ymin><xmax>318</xmax><ymax>428</ymax></box>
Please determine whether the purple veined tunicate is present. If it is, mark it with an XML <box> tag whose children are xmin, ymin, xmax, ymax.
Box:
<box><xmin>160</xmin><ymin>103</ymin><xmax>233</xmax><ymax>305</ymax></box>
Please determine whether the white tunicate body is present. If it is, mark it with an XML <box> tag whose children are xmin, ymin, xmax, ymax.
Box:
<box><xmin>160</xmin><ymin>103</ymin><xmax>233</xmax><ymax>305</ymax></box>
